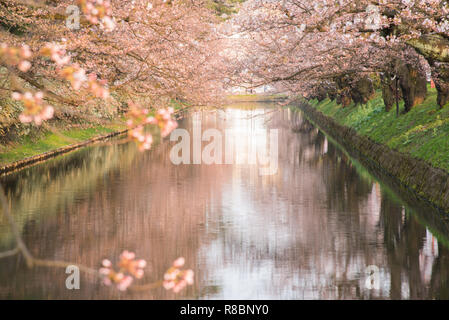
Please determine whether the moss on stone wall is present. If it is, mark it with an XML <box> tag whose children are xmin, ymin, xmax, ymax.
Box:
<box><xmin>297</xmin><ymin>96</ymin><xmax>449</xmax><ymax>213</ymax></box>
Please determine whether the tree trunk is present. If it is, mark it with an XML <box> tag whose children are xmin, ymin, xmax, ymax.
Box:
<box><xmin>395</xmin><ymin>60</ymin><xmax>427</xmax><ymax>113</ymax></box>
<box><xmin>350</xmin><ymin>77</ymin><xmax>375</xmax><ymax>105</ymax></box>
<box><xmin>380</xmin><ymin>72</ymin><xmax>401</xmax><ymax>112</ymax></box>
<box><xmin>407</xmin><ymin>34</ymin><xmax>449</xmax><ymax>108</ymax></box>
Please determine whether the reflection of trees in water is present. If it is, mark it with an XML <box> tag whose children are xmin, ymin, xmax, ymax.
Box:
<box><xmin>286</xmin><ymin>109</ymin><xmax>449</xmax><ymax>299</ymax></box>
<box><xmin>428</xmin><ymin>245</ymin><xmax>449</xmax><ymax>299</ymax></box>
<box><xmin>379</xmin><ymin>193</ymin><xmax>449</xmax><ymax>300</ymax></box>
<box><xmin>0</xmin><ymin>142</ymin><xmax>139</xmax><ymax>247</ymax></box>
<box><xmin>271</xmin><ymin>109</ymin><xmax>382</xmax><ymax>298</ymax></box>
<box><xmin>191</xmin><ymin>108</ymin><xmax>384</xmax><ymax>299</ymax></box>
<box><xmin>0</xmin><ymin>119</ymin><xmax>233</xmax><ymax>299</ymax></box>
<box><xmin>1</xmin><ymin>107</ymin><xmax>449</xmax><ymax>299</ymax></box>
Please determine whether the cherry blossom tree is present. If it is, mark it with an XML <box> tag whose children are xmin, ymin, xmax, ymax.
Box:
<box><xmin>0</xmin><ymin>0</ymin><xmax>234</xmax><ymax>294</ymax></box>
<box><xmin>0</xmin><ymin>0</ymin><xmax>228</xmax><ymax>147</ymax></box>
<box><xmin>222</xmin><ymin>0</ymin><xmax>449</xmax><ymax>110</ymax></box>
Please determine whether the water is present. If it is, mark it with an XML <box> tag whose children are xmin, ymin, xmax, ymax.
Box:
<box><xmin>0</xmin><ymin>103</ymin><xmax>448</xmax><ymax>300</ymax></box>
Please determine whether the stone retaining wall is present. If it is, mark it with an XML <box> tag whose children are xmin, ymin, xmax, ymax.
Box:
<box><xmin>298</xmin><ymin>101</ymin><xmax>449</xmax><ymax>214</ymax></box>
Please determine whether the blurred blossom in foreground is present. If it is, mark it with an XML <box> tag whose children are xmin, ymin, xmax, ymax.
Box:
<box><xmin>126</xmin><ymin>103</ymin><xmax>178</xmax><ymax>151</ymax></box>
<box><xmin>13</xmin><ymin>91</ymin><xmax>54</xmax><ymax>126</ymax></box>
<box><xmin>163</xmin><ymin>257</ymin><xmax>194</xmax><ymax>293</ymax></box>
<box><xmin>0</xmin><ymin>43</ymin><xmax>32</xmax><ymax>72</ymax></box>
<box><xmin>99</xmin><ymin>251</ymin><xmax>146</xmax><ymax>291</ymax></box>
<box><xmin>99</xmin><ymin>252</ymin><xmax>193</xmax><ymax>293</ymax></box>
<box><xmin>79</xmin><ymin>0</ymin><xmax>115</xmax><ymax>32</ymax></box>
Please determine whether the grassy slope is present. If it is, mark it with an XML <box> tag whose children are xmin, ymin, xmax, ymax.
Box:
<box><xmin>309</xmin><ymin>85</ymin><xmax>449</xmax><ymax>173</ymax></box>
<box><xmin>0</xmin><ymin>99</ymin><xmax>186</xmax><ymax>166</ymax></box>
<box><xmin>0</xmin><ymin>122</ymin><xmax>126</xmax><ymax>165</ymax></box>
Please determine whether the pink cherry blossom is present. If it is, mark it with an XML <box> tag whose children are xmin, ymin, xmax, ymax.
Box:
<box><xmin>116</xmin><ymin>275</ymin><xmax>133</xmax><ymax>291</ymax></box>
<box><xmin>98</xmin><ymin>251</ymin><xmax>147</xmax><ymax>291</ymax></box>
<box><xmin>162</xmin><ymin>257</ymin><xmax>194</xmax><ymax>293</ymax></box>
<box><xmin>18</xmin><ymin>60</ymin><xmax>31</xmax><ymax>72</ymax></box>
<box><xmin>40</xmin><ymin>43</ymin><xmax>70</xmax><ymax>67</ymax></box>
<box><xmin>155</xmin><ymin>107</ymin><xmax>178</xmax><ymax>138</ymax></box>
<box><xmin>0</xmin><ymin>43</ymin><xmax>33</xmax><ymax>73</ymax></box>
<box><xmin>13</xmin><ymin>91</ymin><xmax>54</xmax><ymax>125</ymax></box>
<box><xmin>79</xmin><ymin>0</ymin><xmax>115</xmax><ymax>31</ymax></box>
<box><xmin>173</xmin><ymin>257</ymin><xmax>185</xmax><ymax>268</ymax></box>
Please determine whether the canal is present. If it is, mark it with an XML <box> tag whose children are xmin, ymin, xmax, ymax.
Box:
<box><xmin>0</xmin><ymin>102</ymin><xmax>448</xmax><ymax>299</ymax></box>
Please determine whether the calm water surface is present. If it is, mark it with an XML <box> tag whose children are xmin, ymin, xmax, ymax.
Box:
<box><xmin>1</xmin><ymin>103</ymin><xmax>449</xmax><ymax>299</ymax></box>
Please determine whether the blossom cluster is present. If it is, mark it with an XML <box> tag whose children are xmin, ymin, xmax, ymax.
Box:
<box><xmin>41</xmin><ymin>43</ymin><xmax>109</xmax><ymax>99</ymax></box>
<box><xmin>99</xmin><ymin>252</ymin><xmax>193</xmax><ymax>293</ymax></box>
<box><xmin>12</xmin><ymin>91</ymin><xmax>54</xmax><ymax>126</ymax></box>
<box><xmin>126</xmin><ymin>102</ymin><xmax>156</xmax><ymax>151</ymax></box>
<box><xmin>99</xmin><ymin>250</ymin><xmax>147</xmax><ymax>291</ymax></box>
<box><xmin>3</xmin><ymin>42</ymin><xmax>110</xmax><ymax>126</ymax></box>
<box><xmin>0</xmin><ymin>43</ymin><xmax>32</xmax><ymax>72</ymax></box>
<box><xmin>163</xmin><ymin>257</ymin><xmax>194</xmax><ymax>293</ymax></box>
<box><xmin>78</xmin><ymin>0</ymin><xmax>115</xmax><ymax>32</ymax></box>
<box><xmin>155</xmin><ymin>107</ymin><xmax>178</xmax><ymax>138</ymax></box>
<box><xmin>40</xmin><ymin>43</ymin><xmax>70</xmax><ymax>67</ymax></box>
<box><xmin>118</xmin><ymin>250</ymin><xmax>147</xmax><ymax>279</ymax></box>
<box><xmin>126</xmin><ymin>102</ymin><xmax>178</xmax><ymax>151</ymax></box>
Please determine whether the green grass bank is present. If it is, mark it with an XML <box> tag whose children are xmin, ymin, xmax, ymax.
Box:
<box><xmin>309</xmin><ymin>86</ymin><xmax>449</xmax><ymax>173</ymax></box>
<box><xmin>0</xmin><ymin>122</ymin><xmax>126</xmax><ymax>166</ymax></box>
<box><xmin>0</xmin><ymin>98</ymin><xmax>188</xmax><ymax>169</ymax></box>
